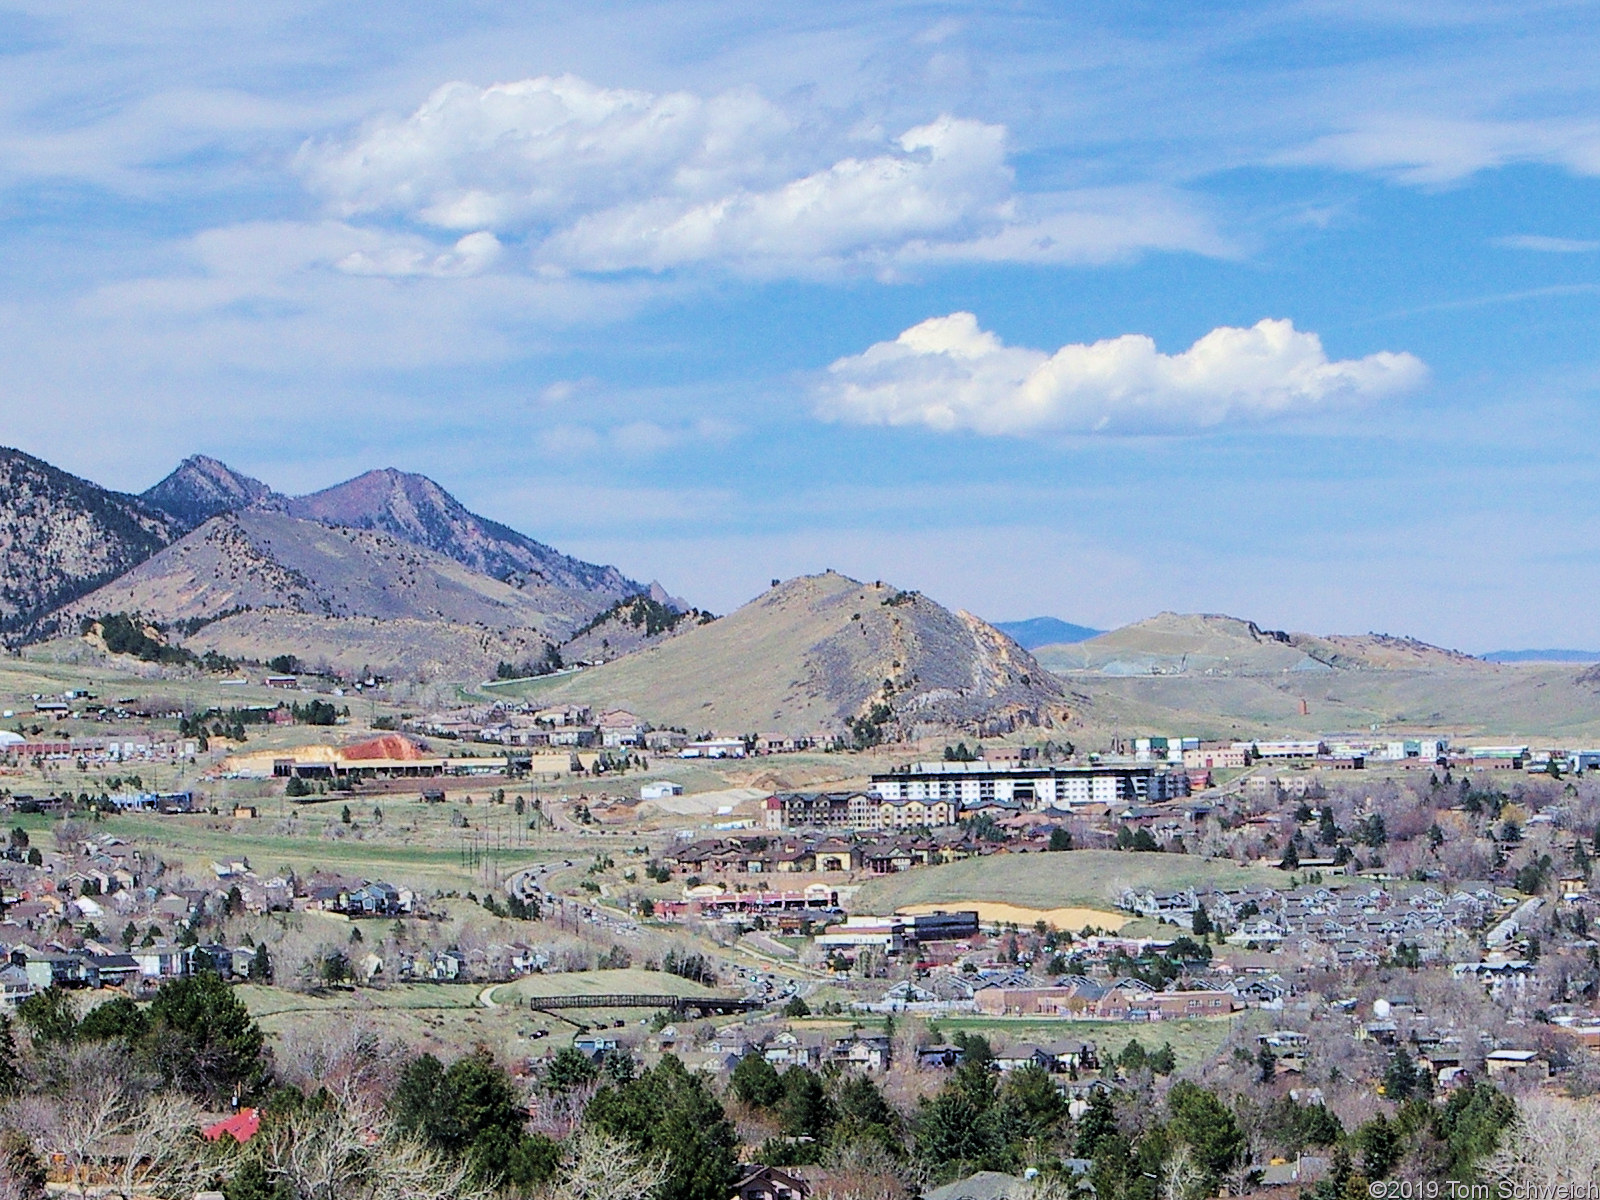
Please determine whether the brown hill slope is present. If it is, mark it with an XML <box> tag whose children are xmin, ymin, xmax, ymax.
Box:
<box><xmin>56</xmin><ymin>511</ymin><xmax>613</xmax><ymax>652</ymax></box>
<box><xmin>515</xmin><ymin>572</ymin><xmax>1072</xmax><ymax>737</ymax></box>
<box><xmin>559</xmin><ymin>594</ymin><xmax>716</xmax><ymax>665</ymax></box>
<box><xmin>0</xmin><ymin>447</ymin><xmax>182</xmax><ymax>638</ymax></box>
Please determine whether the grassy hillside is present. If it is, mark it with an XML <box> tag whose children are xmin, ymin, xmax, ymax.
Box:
<box><xmin>491</xmin><ymin>968</ymin><xmax>723</xmax><ymax>1004</ymax></box>
<box><xmin>493</xmin><ymin>571</ymin><xmax>1067</xmax><ymax>737</ymax></box>
<box><xmin>185</xmin><ymin>610</ymin><xmax>562</xmax><ymax>682</ymax></box>
<box><xmin>1059</xmin><ymin>664</ymin><xmax>1600</xmax><ymax>742</ymax></box>
<box><xmin>1037</xmin><ymin>613</ymin><xmax>1317</xmax><ymax>675</ymax></box>
<box><xmin>850</xmin><ymin>850</ymin><xmax>1269</xmax><ymax>917</ymax></box>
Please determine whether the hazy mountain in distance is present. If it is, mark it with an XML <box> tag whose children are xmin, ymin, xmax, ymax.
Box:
<box><xmin>994</xmin><ymin>617</ymin><xmax>1104</xmax><ymax>649</ymax></box>
<box><xmin>141</xmin><ymin>455</ymin><xmax>280</xmax><ymax>529</ymax></box>
<box><xmin>1483</xmin><ymin>649</ymin><xmax>1600</xmax><ymax>663</ymax></box>
<box><xmin>0</xmin><ymin>446</ymin><xmax>182</xmax><ymax>638</ymax></box>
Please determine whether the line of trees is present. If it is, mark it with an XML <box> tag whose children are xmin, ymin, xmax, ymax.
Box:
<box><xmin>0</xmin><ymin>969</ymin><xmax>1544</xmax><ymax>1200</ymax></box>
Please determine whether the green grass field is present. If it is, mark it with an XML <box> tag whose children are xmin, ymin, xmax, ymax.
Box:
<box><xmin>5</xmin><ymin>804</ymin><xmax>590</xmax><ymax>892</ymax></box>
<box><xmin>849</xmin><ymin>850</ymin><xmax>1270</xmax><ymax>916</ymax></box>
<box><xmin>489</xmin><ymin>967</ymin><xmax>723</xmax><ymax>1005</ymax></box>
<box><xmin>235</xmin><ymin>981</ymin><xmax>483</xmax><ymax>1016</ymax></box>
<box><xmin>929</xmin><ymin>1014</ymin><xmax>1233</xmax><ymax>1072</ymax></box>
<box><xmin>234</xmin><ymin>982</ymin><xmax>577</xmax><ymax>1060</ymax></box>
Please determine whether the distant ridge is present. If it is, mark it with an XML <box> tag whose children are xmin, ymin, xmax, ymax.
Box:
<box><xmin>1484</xmin><ymin>649</ymin><xmax>1600</xmax><ymax>663</ymax></box>
<box><xmin>994</xmin><ymin>617</ymin><xmax>1103</xmax><ymax>649</ymax></box>
<box><xmin>1034</xmin><ymin>611</ymin><xmax>1484</xmax><ymax>676</ymax></box>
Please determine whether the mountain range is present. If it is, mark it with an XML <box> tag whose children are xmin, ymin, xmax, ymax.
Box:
<box><xmin>3</xmin><ymin>449</ymin><xmax>644</xmax><ymax>657</ymax></box>
<box><xmin>12</xmin><ymin>444</ymin><xmax>1600</xmax><ymax>739</ymax></box>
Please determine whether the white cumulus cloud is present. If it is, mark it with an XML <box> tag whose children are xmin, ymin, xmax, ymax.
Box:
<box><xmin>816</xmin><ymin>313</ymin><xmax>1428</xmax><ymax>436</ymax></box>
<box><xmin>298</xmin><ymin>74</ymin><xmax>1223</xmax><ymax>276</ymax></box>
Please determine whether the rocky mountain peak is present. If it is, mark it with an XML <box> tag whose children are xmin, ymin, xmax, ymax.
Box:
<box><xmin>141</xmin><ymin>455</ymin><xmax>279</xmax><ymax>529</ymax></box>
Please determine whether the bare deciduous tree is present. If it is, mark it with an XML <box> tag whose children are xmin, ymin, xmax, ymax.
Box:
<box><xmin>234</xmin><ymin>1095</ymin><xmax>488</xmax><ymax>1200</ymax></box>
<box><xmin>544</xmin><ymin>1126</ymin><xmax>667</xmax><ymax>1200</ymax></box>
<box><xmin>1480</xmin><ymin>1096</ymin><xmax>1600</xmax><ymax>1187</ymax></box>
<box><xmin>812</xmin><ymin>1138</ymin><xmax>915</xmax><ymax>1200</ymax></box>
<box><xmin>1159</xmin><ymin>1143</ymin><xmax>1203</xmax><ymax>1200</ymax></box>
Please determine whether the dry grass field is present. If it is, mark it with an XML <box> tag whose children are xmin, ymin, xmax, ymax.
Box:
<box><xmin>850</xmin><ymin>850</ymin><xmax>1270</xmax><ymax>922</ymax></box>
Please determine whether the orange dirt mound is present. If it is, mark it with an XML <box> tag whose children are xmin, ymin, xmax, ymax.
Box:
<box><xmin>340</xmin><ymin>734</ymin><xmax>426</xmax><ymax>761</ymax></box>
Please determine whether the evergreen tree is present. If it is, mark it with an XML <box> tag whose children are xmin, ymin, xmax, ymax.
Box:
<box><xmin>77</xmin><ymin>996</ymin><xmax>148</xmax><ymax>1042</ymax></box>
<box><xmin>729</xmin><ymin>1052</ymin><xmax>783</xmax><ymax>1109</ymax></box>
<box><xmin>832</xmin><ymin>1072</ymin><xmax>899</xmax><ymax>1147</ymax></box>
<box><xmin>544</xmin><ymin>1046</ymin><xmax>601</xmax><ymax>1093</ymax></box>
<box><xmin>584</xmin><ymin>1055</ymin><xmax>739</xmax><ymax>1200</ymax></box>
<box><xmin>997</xmin><ymin>1063</ymin><xmax>1066</xmax><ymax>1138</ymax></box>
<box><xmin>17</xmin><ymin>986</ymin><xmax>77</xmax><ymax>1045</ymax></box>
<box><xmin>144</xmin><ymin>971</ymin><xmax>266</xmax><ymax>1103</ymax></box>
<box><xmin>1073</xmin><ymin>1088</ymin><xmax>1118</xmax><ymax>1158</ymax></box>
<box><xmin>0</xmin><ymin>1018</ymin><xmax>19</xmax><ymax>1096</ymax></box>
<box><xmin>1167</xmin><ymin>1081</ymin><xmax>1244</xmax><ymax>1185</ymax></box>
<box><xmin>1354</xmin><ymin>1114</ymin><xmax>1401</xmax><ymax>1179</ymax></box>
<box><xmin>778</xmin><ymin>1067</ymin><xmax>833</xmax><ymax>1139</ymax></box>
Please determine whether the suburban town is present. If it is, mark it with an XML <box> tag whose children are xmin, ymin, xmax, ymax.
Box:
<box><xmin>0</xmin><ymin>652</ymin><xmax>1593</xmax><ymax>1198</ymax></box>
<box><xmin>2</xmin><ymin>3</ymin><xmax>1596</xmax><ymax>1197</ymax></box>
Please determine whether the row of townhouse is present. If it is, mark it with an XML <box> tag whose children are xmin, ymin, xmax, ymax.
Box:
<box><xmin>663</xmin><ymin>829</ymin><xmax>998</xmax><ymax>876</ymax></box>
<box><xmin>395</xmin><ymin>941</ymin><xmax>549</xmax><ymax>983</ymax></box>
<box><xmin>0</xmin><ymin>938</ymin><xmax>258</xmax><ymax>1005</ymax></box>
<box><xmin>1117</xmin><ymin>881</ymin><xmax>1496</xmax><ymax>942</ymax></box>
<box><xmin>973</xmin><ymin>974</ymin><xmax>1238</xmax><ymax>1020</ymax></box>
<box><xmin>699</xmin><ymin>1027</ymin><xmax>895</xmax><ymax>1074</ymax></box>
<box><xmin>306</xmin><ymin>879</ymin><xmax>415</xmax><ymax>916</ymax></box>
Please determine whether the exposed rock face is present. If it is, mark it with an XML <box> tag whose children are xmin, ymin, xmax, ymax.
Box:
<box><xmin>0</xmin><ymin>447</ymin><xmax>181</xmax><ymax>637</ymax></box>
<box><xmin>285</xmin><ymin>468</ymin><xmax>640</xmax><ymax>596</ymax></box>
<box><xmin>141</xmin><ymin>455</ymin><xmax>280</xmax><ymax>529</ymax></box>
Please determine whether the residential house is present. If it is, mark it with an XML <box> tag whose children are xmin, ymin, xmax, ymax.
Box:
<box><xmin>0</xmin><ymin>963</ymin><xmax>34</xmax><ymax>1007</ymax></box>
<box><xmin>730</xmin><ymin>1165</ymin><xmax>810</xmax><ymax>1200</ymax></box>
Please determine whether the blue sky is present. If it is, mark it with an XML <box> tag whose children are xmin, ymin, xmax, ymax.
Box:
<box><xmin>2</xmin><ymin>2</ymin><xmax>1599</xmax><ymax>651</ymax></box>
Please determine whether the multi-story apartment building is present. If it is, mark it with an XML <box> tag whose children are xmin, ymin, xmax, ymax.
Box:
<box><xmin>867</xmin><ymin>761</ymin><xmax>1185</xmax><ymax>811</ymax></box>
